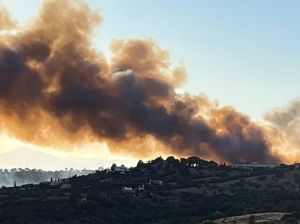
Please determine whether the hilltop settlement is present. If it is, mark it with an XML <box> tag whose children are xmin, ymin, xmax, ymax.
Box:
<box><xmin>1</xmin><ymin>156</ymin><xmax>300</xmax><ymax>224</ymax></box>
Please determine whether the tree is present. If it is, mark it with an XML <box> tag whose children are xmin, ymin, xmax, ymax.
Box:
<box><xmin>111</xmin><ymin>163</ymin><xmax>117</xmax><ymax>172</ymax></box>
<box><xmin>166</xmin><ymin>156</ymin><xmax>179</xmax><ymax>165</ymax></box>
<box><xmin>137</xmin><ymin>160</ymin><xmax>145</xmax><ymax>168</ymax></box>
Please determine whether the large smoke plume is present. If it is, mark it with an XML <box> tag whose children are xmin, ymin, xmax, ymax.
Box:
<box><xmin>0</xmin><ymin>0</ymin><xmax>281</xmax><ymax>164</ymax></box>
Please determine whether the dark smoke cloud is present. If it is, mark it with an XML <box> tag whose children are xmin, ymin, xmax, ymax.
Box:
<box><xmin>0</xmin><ymin>0</ymin><xmax>280</xmax><ymax>164</ymax></box>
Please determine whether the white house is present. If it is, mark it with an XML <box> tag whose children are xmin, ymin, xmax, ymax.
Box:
<box><xmin>149</xmin><ymin>179</ymin><xmax>163</xmax><ymax>185</ymax></box>
<box><xmin>114</xmin><ymin>165</ymin><xmax>128</xmax><ymax>174</ymax></box>
<box><xmin>230</xmin><ymin>162</ymin><xmax>277</xmax><ymax>169</ymax></box>
<box><xmin>138</xmin><ymin>184</ymin><xmax>145</xmax><ymax>191</ymax></box>
<box><xmin>122</xmin><ymin>186</ymin><xmax>135</xmax><ymax>193</ymax></box>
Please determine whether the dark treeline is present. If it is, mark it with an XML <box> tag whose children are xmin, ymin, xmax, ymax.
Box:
<box><xmin>2</xmin><ymin>156</ymin><xmax>300</xmax><ymax>223</ymax></box>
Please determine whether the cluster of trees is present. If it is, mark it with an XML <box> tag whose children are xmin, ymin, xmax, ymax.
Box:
<box><xmin>2</xmin><ymin>188</ymin><xmax>300</xmax><ymax>223</ymax></box>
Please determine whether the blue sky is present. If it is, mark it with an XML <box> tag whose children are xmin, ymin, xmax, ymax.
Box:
<box><xmin>2</xmin><ymin>0</ymin><xmax>300</xmax><ymax>119</ymax></box>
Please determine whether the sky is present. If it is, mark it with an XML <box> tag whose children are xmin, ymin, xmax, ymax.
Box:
<box><xmin>0</xmin><ymin>0</ymin><xmax>299</xmax><ymax>168</ymax></box>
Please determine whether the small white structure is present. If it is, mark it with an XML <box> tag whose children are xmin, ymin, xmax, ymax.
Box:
<box><xmin>50</xmin><ymin>181</ymin><xmax>60</xmax><ymax>186</ymax></box>
<box><xmin>138</xmin><ymin>184</ymin><xmax>145</xmax><ymax>191</ymax></box>
<box><xmin>149</xmin><ymin>179</ymin><xmax>163</xmax><ymax>186</ymax></box>
<box><xmin>231</xmin><ymin>162</ymin><xmax>277</xmax><ymax>169</ymax></box>
<box><xmin>114</xmin><ymin>165</ymin><xmax>128</xmax><ymax>174</ymax></box>
<box><xmin>122</xmin><ymin>186</ymin><xmax>134</xmax><ymax>193</ymax></box>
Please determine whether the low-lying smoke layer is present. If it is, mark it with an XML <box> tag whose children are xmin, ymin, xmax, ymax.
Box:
<box><xmin>0</xmin><ymin>0</ymin><xmax>280</xmax><ymax>164</ymax></box>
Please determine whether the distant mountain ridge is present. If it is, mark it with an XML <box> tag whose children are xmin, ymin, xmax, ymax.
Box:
<box><xmin>0</xmin><ymin>148</ymin><xmax>136</xmax><ymax>170</ymax></box>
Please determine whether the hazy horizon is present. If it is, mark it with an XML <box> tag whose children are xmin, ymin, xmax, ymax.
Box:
<box><xmin>0</xmin><ymin>147</ymin><xmax>138</xmax><ymax>170</ymax></box>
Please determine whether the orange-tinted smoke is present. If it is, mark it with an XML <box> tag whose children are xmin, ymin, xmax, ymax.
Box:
<box><xmin>0</xmin><ymin>0</ymin><xmax>282</xmax><ymax>164</ymax></box>
<box><xmin>0</xmin><ymin>7</ymin><xmax>15</xmax><ymax>29</ymax></box>
<box><xmin>264</xmin><ymin>98</ymin><xmax>300</xmax><ymax>163</ymax></box>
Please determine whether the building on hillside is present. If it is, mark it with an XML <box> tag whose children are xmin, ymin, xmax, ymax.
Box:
<box><xmin>149</xmin><ymin>179</ymin><xmax>163</xmax><ymax>186</ymax></box>
<box><xmin>122</xmin><ymin>186</ymin><xmax>135</xmax><ymax>193</ymax></box>
<box><xmin>230</xmin><ymin>162</ymin><xmax>277</xmax><ymax>169</ymax></box>
<box><xmin>138</xmin><ymin>184</ymin><xmax>145</xmax><ymax>191</ymax></box>
<box><xmin>50</xmin><ymin>180</ymin><xmax>60</xmax><ymax>186</ymax></box>
<box><xmin>114</xmin><ymin>165</ymin><xmax>128</xmax><ymax>174</ymax></box>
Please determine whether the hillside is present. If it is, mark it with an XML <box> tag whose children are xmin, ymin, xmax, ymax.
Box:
<box><xmin>1</xmin><ymin>157</ymin><xmax>300</xmax><ymax>224</ymax></box>
<box><xmin>215</xmin><ymin>213</ymin><xmax>287</xmax><ymax>224</ymax></box>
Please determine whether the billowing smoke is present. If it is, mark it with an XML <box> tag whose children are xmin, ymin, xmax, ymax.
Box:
<box><xmin>264</xmin><ymin>98</ymin><xmax>300</xmax><ymax>159</ymax></box>
<box><xmin>0</xmin><ymin>0</ymin><xmax>280</xmax><ymax>164</ymax></box>
<box><xmin>0</xmin><ymin>7</ymin><xmax>15</xmax><ymax>29</ymax></box>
